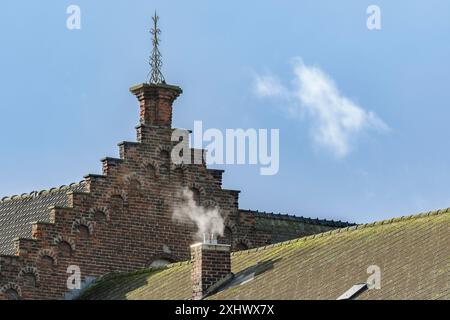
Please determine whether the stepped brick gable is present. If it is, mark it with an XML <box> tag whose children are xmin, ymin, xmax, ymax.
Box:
<box><xmin>0</xmin><ymin>82</ymin><xmax>352</xmax><ymax>300</ymax></box>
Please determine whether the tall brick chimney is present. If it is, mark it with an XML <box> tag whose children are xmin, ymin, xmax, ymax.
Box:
<box><xmin>130</xmin><ymin>83</ymin><xmax>182</xmax><ymax>128</ymax></box>
<box><xmin>190</xmin><ymin>239</ymin><xmax>231</xmax><ymax>300</ymax></box>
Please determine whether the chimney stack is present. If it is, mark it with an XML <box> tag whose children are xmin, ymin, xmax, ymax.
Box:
<box><xmin>130</xmin><ymin>83</ymin><xmax>182</xmax><ymax>128</ymax></box>
<box><xmin>190</xmin><ymin>237</ymin><xmax>231</xmax><ymax>300</ymax></box>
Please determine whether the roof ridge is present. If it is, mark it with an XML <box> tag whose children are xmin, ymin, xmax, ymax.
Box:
<box><xmin>0</xmin><ymin>181</ymin><xmax>86</xmax><ymax>204</ymax></box>
<box><xmin>231</xmin><ymin>207</ymin><xmax>450</xmax><ymax>257</ymax></box>
<box><xmin>240</xmin><ymin>209</ymin><xmax>355</xmax><ymax>226</ymax></box>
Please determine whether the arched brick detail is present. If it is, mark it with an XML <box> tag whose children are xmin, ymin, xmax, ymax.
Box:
<box><xmin>37</xmin><ymin>249</ymin><xmax>58</xmax><ymax>266</ymax></box>
<box><xmin>218</xmin><ymin>221</ymin><xmax>238</xmax><ymax>245</ymax></box>
<box><xmin>88</xmin><ymin>207</ymin><xmax>111</xmax><ymax>222</ymax></box>
<box><xmin>72</xmin><ymin>217</ymin><xmax>94</xmax><ymax>236</ymax></box>
<box><xmin>170</xmin><ymin>163</ymin><xmax>188</xmax><ymax>173</ymax></box>
<box><xmin>201</xmin><ymin>199</ymin><xmax>218</xmax><ymax>209</ymax></box>
<box><xmin>53</xmin><ymin>235</ymin><xmax>76</xmax><ymax>251</ymax></box>
<box><xmin>155</xmin><ymin>145</ymin><xmax>173</xmax><ymax>159</ymax></box>
<box><xmin>124</xmin><ymin>173</ymin><xmax>144</xmax><ymax>194</ymax></box>
<box><xmin>0</xmin><ymin>283</ymin><xmax>22</xmax><ymax>298</ymax></box>
<box><xmin>225</xmin><ymin>220</ymin><xmax>239</xmax><ymax>234</ymax></box>
<box><xmin>18</xmin><ymin>265</ymin><xmax>40</xmax><ymax>285</ymax></box>
<box><xmin>232</xmin><ymin>236</ymin><xmax>252</xmax><ymax>250</ymax></box>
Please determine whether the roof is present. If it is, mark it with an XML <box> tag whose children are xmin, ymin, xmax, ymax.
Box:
<box><xmin>0</xmin><ymin>182</ymin><xmax>86</xmax><ymax>255</ymax></box>
<box><xmin>81</xmin><ymin>209</ymin><xmax>450</xmax><ymax>300</ymax></box>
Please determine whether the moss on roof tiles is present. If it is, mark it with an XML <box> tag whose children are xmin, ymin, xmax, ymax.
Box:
<box><xmin>81</xmin><ymin>209</ymin><xmax>450</xmax><ymax>300</ymax></box>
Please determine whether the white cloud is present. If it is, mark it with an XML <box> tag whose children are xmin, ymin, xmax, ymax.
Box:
<box><xmin>254</xmin><ymin>58</ymin><xmax>388</xmax><ymax>157</ymax></box>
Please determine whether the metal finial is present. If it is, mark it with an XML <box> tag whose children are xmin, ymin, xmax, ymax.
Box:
<box><xmin>148</xmin><ymin>12</ymin><xmax>166</xmax><ymax>84</ymax></box>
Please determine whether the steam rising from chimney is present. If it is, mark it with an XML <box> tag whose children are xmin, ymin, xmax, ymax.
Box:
<box><xmin>172</xmin><ymin>188</ymin><xmax>225</xmax><ymax>240</ymax></box>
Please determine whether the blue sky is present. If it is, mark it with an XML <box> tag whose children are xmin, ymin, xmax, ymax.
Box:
<box><xmin>1</xmin><ymin>1</ymin><xmax>450</xmax><ymax>223</ymax></box>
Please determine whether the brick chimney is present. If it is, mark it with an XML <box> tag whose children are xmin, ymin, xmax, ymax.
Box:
<box><xmin>190</xmin><ymin>237</ymin><xmax>231</xmax><ymax>300</ymax></box>
<box><xmin>130</xmin><ymin>83</ymin><xmax>182</xmax><ymax>128</ymax></box>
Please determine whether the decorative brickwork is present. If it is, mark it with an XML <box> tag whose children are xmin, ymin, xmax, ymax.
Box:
<box><xmin>80</xmin><ymin>210</ymin><xmax>450</xmax><ymax>300</ymax></box>
<box><xmin>0</xmin><ymin>82</ymin><xmax>353</xmax><ymax>300</ymax></box>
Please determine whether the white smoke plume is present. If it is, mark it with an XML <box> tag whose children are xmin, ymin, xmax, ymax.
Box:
<box><xmin>172</xmin><ymin>188</ymin><xmax>225</xmax><ymax>240</ymax></box>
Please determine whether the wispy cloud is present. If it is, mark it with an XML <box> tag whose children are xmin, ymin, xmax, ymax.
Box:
<box><xmin>254</xmin><ymin>58</ymin><xmax>388</xmax><ymax>158</ymax></box>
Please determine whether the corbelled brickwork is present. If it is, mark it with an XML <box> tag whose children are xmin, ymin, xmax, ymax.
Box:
<box><xmin>0</xmin><ymin>82</ymin><xmax>352</xmax><ymax>300</ymax></box>
<box><xmin>79</xmin><ymin>210</ymin><xmax>450</xmax><ymax>300</ymax></box>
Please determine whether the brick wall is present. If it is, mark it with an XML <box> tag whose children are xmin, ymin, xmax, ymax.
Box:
<box><xmin>0</xmin><ymin>83</ymin><xmax>350</xmax><ymax>300</ymax></box>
